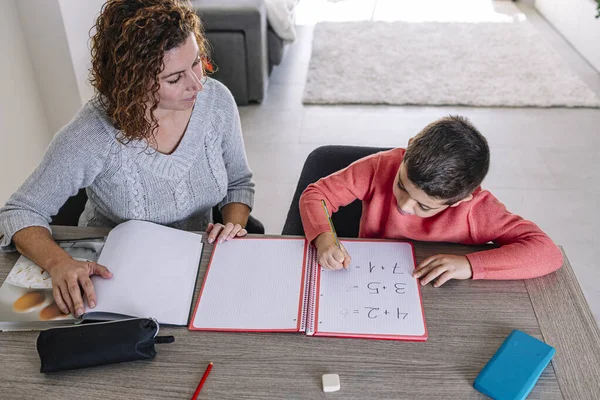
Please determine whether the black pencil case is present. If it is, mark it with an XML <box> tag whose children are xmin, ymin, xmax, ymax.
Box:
<box><xmin>36</xmin><ymin>317</ymin><xmax>174</xmax><ymax>373</ymax></box>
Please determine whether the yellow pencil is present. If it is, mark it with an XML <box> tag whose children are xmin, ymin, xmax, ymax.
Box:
<box><xmin>321</xmin><ymin>200</ymin><xmax>340</xmax><ymax>249</ymax></box>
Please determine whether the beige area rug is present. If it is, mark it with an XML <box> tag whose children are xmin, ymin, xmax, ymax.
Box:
<box><xmin>303</xmin><ymin>20</ymin><xmax>600</xmax><ymax>107</ymax></box>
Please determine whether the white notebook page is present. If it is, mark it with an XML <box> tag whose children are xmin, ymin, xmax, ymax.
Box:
<box><xmin>191</xmin><ymin>238</ymin><xmax>306</xmax><ymax>330</ymax></box>
<box><xmin>91</xmin><ymin>220</ymin><xmax>203</xmax><ymax>325</ymax></box>
<box><xmin>315</xmin><ymin>241</ymin><xmax>425</xmax><ymax>337</ymax></box>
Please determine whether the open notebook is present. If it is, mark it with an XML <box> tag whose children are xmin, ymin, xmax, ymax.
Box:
<box><xmin>0</xmin><ymin>220</ymin><xmax>203</xmax><ymax>331</ymax></box>
<box><xmin>190</xmin><ymin>238</ymin><xmax>427</xmax><ymax>341</ymax></box>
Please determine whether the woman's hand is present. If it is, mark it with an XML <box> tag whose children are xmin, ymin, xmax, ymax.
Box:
<box><xmin>412</xmin><ymin>254</ymin><xmax>472</xmax><ymax>287</ymax></box>
<box><xmin>314</xmin><ymin>232</ymin><xmax>351</xmax><ymax>270</ymax></box>
<box><xmin>206</xmin><ymin>222</ymin><xmax>247</xmax><ymax>244</ymax></box>
<box><xmin>46</xmin><ymin>258</ymin><xmax>113</xmax><ymax>317</ymax></box>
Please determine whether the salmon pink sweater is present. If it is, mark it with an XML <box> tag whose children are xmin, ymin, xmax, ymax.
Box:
<box><xmin>299</xmin><ymin>148</ymin><xmax>563</xmax><ymax>280</ymax></box>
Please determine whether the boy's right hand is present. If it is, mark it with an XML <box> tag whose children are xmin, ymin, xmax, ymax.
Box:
<box><xmin>46</xmin><ymin>257</ymin><xmax>113</xmax><ymax>317</ymax></box>
<box><xmin>314</xmin><ymin>232</ymin><xmax>352</xmax><ymax>270</ymax></box>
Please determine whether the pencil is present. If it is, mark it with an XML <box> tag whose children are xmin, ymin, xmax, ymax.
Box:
<box><xmin>321</xmin><ymin>200</ymin><xmax>340</xmax><ymax>249</ymax></box>
<box><xmin>191</xmin><ymin>362</ymin><xmax>213</xmax><ymax>400</ymax></box>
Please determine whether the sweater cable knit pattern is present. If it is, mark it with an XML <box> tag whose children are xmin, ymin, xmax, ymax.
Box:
<box><xmin>0</xmin><ymin>78</ymin><xmax>254</xmax><ymax>252</ymax></box>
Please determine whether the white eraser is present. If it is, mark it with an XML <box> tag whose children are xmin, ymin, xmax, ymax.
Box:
<box><xmin>322</xmin><ymin>374</ymin><xmax>340</xmax><ymax>392</ymax></box>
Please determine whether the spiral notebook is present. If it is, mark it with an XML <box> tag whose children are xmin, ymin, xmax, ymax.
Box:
<box><xmin>189</xmin><ymin>237</ymin><xmax>427</xmax><ymax>341</ymax></box>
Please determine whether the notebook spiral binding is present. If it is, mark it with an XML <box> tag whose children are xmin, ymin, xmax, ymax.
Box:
<box><xmin>300</xmin><ymin>250</ymin><xmax>311</xmax><ymax>333</ymax></box>
<box><xmin>304</xmin><ymin>246</ymin><xmax>319</xmax><ymax>336</ymax></box>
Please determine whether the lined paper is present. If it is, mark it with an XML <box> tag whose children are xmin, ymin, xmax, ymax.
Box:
<box><xmin>191</xmin><ymin>238</ymin><xmax>306</xmax><ymax>331</ymax></box>
<box><xmin>315</xmin><ymin>241</ymin><xmax>426</xmax><ymax>338</ymax></box>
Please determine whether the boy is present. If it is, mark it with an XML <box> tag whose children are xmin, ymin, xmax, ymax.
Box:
<box><xmin>299</xmin><ymin>116</ymin><xmax>563</xmax><ymax>287</ymax></box>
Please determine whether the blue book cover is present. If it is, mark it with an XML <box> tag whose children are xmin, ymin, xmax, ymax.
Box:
<box><xmin>474</xmin><ymin>329</ymin><xmax>555</xmax><ymax>400</ymax></box>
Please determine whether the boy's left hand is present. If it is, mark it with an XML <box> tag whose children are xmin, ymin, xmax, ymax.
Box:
<box><xmin>412</xmin><ymin>254</ymin><xmax>473</xmax><ymax>287</ymax></box>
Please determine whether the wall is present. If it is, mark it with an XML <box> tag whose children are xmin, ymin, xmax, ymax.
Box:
<box><xmin>535</xmin><ymin>0</ymin><xmax>600</xmax><ymax>72</ymax></box>
<box><xmin>0</xmin><ymin>0</ymin><xmax>107</xmax><ymax>206</ymax></box>
<box><xmin>58</xmin><ymin>0</ymin><xmax>106</xmax><ymax>104</ymax></box>
<box><xmin>0</xmin><ymin>0</ymin><xmax>52</xmax><ymax>205</ymax></box>
<box><xmin>16</xmin><ymin>0</ymin><xmax>81</xmax><ymax>135</ymax></box>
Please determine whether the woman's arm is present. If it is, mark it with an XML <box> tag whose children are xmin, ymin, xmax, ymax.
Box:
<box><xmin>221</xmin><ymin>202</ymin><xmax>250</xmax><ymax>227</ymax></box>
<box><xmin>207</xmin><ymin>83</ymin><xmax>255</xmax><ymax>244</ymax></box>
<box><xmin>12</xmin><ymin>226</ymin><xmax>112</xmax><ymax>317</ymax></box>
<box><xmin>216</xmin><ymin>85</ymin><xmax>255</xmax><ymax>213</ymax></box>
<box><xmin>0</xmin><ymin>104</ymin><xmax>111</xmax><ymax>252</ymax></box>
<box><xmin>0</xmin><ymin>104</ymin><xmax>114</xmax><ymax>314</ymax></box>
<box><xmin>206</xmin><ymin>202</ymin><xmax>251</xmax><ymax>244</ymax></box>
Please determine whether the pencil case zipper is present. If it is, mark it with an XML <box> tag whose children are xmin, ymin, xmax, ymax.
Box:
<box><xmin>47</xmin><ymin>317</ymin><xmax>160</xmax><ymax>338</ymax></box>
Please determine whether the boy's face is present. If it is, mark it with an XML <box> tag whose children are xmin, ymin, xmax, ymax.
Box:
<box><xmin>392</xmin><ymin>163</ymin><xmax>456</xmax><ymax>218</ymax></box>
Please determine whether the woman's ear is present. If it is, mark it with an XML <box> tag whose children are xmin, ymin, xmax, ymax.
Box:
<box><xmin>450</xmin><ymin>194</ymin><xmax>473</xmax><ymax>207</ymax></box>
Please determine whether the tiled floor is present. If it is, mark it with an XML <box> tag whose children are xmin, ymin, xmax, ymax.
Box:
<box><xmin>239</xmin><ymin>0</ymin><xmax>600</xmax><ymax>325</ymax></box>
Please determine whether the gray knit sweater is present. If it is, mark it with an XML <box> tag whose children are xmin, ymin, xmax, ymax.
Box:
<box><xmin>0</xmin><ymin>78</ymin><xmax>254</xmax><ymax>252</ymax></box>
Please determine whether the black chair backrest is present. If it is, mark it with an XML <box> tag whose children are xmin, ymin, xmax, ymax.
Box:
<box><xmin>51</xmin><ymin>189</ymin><xmax>88</xmax><ymax>226</ymax></box>
<box><xmin>282</xmin><ymin>145</ymin><xmax>391</xmax><ymax>238</ymax></box>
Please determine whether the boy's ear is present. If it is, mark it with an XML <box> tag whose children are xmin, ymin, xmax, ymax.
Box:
<box><xmin>449</xmin><ymin>194</ymin><xmax>473</xmax><ymax>208</ymax></box>
<box><xmin>407</xmin><ymin>137</ymin><xmax>414</xmax><ymax>147</ymax></box>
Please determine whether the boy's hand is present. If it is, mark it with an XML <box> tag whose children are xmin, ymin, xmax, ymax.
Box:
<box><xmin>314</xmin><ymin>232</ymin><xmax>351</xmax><ymax>270</ymax></box>
<box><xmin>412</xmin><ymin>254</ymin><xmax>472</xmax><ymax>287</ymax></box>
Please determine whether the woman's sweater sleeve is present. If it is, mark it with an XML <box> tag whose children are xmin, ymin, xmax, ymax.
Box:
<box><xmin>216</xmin><ymin>86</ymin><xmax>255</xmax><ymax>211</ymax></box>
<box><xmin>0</xmin><ymin>105</ymin><xmax>111</xmax><ymax>251</ymax></box>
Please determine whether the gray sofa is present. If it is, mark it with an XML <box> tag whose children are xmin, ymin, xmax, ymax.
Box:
<box><xmin>192</xmin><ymin>0</ymin><xmax>288</xmax><ymax>105</ymax></box>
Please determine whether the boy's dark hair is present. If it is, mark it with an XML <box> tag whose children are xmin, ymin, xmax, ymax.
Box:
<box><xmin>403</xmin><ymin>115</ymin><xmax>490</xmax><ymax>205</ymax></box>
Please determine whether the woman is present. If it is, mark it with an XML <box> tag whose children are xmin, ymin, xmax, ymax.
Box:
<box><xmin>0</xmin><ymin>0</ymin><xmax>258</xmax><ymax>318</ymax></box>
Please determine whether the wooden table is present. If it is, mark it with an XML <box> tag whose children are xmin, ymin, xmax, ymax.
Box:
<box><xmin>0</xmin><ymin>226</ymin><xmax>599</xmax><ymax>399</ymax></box>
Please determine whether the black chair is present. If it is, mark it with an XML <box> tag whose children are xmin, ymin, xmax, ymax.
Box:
<box><xmin>282</xmin><ymin>145</ymin><xmax>391</xmax><ymax>238</ymax></box>
<box><xmin>51</xmin><ymin>189</ymin><xmax>89</xmax><ymax>226</ymax></box>
<box><xmin>51</xmin><ymin>189</ymin><xmax>265</xmax><ymax>234</ymax></box>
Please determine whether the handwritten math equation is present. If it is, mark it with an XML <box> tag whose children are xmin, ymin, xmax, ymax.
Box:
<box><xmin>356</xmin><ymin>261</ymin><xmax>407</xmax><ymax>274</ymax></box>
<box><xmin>322</xmin><ymin>261</ymin><xmax>408</xmax><ymax>274</ymax></box>
<box><xmin>343</xmin><ymin>282</ymin><xmax>407</xmax><ymax>295</ymax></box>
<box><xmin>330</xmin><ymin>307</ymin><xmax>409</xmax><ymax>321</ymax></box>
<box><xmin>319</xmin><ymin>260</ymin><xmax>416</xmax><ymax>323</ymax></box>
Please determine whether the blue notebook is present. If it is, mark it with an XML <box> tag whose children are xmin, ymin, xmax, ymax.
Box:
<box><xmin>474</xmin><ymin>330</ymin><xmax>555</xmax><ymax>400</ymax></box>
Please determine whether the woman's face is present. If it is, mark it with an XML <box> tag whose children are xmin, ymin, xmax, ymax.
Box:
<box><xmin>156</xmin><ymin>33</ymin><xmax>204</xmax><ymax>111</ymax></box>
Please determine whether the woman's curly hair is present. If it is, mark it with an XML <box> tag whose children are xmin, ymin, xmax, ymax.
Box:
<box><xmin>90</xmin><ymin>0</ymin><xmax>211</xmax><ymax>142</ymax></box>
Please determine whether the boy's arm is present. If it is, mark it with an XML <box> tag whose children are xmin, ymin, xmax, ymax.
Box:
<box><xmin>299</xmin><ymin>154</ymin><xmax>380</xmax><ymax>243</ymax></box>
<box><xmin>465</xmin><ymin>193</ymin><xmax>563</xmax><ymax>280</ymax></box>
